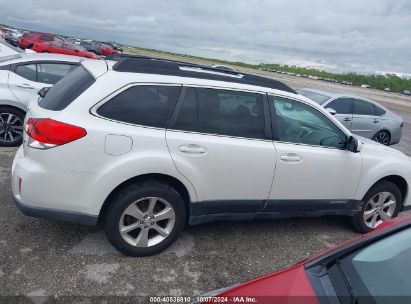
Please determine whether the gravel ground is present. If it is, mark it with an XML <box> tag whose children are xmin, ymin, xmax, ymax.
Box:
<box><xmin>0</xmin><ymin>72</ymin><xmax>410</xmax><ymax>303</ymax></box>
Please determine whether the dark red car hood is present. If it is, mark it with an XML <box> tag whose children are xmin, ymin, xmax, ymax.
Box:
<box><xmin>220</xmin><ymin>262</ymin><xmax>318</xmax><ymax>304</ymax></box>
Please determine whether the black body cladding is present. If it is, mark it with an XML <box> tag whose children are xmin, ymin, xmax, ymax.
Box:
<box><xmin>112</xmin><ymin>56</ymin><xmax>296</xmax><ymax>94</ymax></box>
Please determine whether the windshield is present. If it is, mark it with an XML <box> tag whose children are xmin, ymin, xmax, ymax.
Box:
<box><xmin>342</xmin><ymin>227</ymin><xmax>411</xmax><ymax>303</ymax></box>
<box><xmin>297</xmin><ymin>89</ymin><xmax>331</xmax><ymax>105</ymax></box>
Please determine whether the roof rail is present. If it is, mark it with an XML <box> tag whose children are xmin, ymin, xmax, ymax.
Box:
<box><xmin>109</xmin><ymin>55</ymin><xmax>296</xmax><ymax>93</ymax></box>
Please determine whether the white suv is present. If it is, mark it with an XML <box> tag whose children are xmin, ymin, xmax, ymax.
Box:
<box><xmin>12</xmin><ymin>57</ymin><xmax>411</xmax><ymax>256</ymax></box>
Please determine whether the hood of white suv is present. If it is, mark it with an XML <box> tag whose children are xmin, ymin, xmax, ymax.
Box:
<box><xmin>356</xmin><ymin>135</ymin><xmax>408</xmax><ymax>158</ymax></box>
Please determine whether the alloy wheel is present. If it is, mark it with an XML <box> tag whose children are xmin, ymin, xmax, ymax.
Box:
<box><xmin>363</xmin><ymin>191</ymin><xmax>397</xmax><ymax>229</ymax></box>
<box><xmin>372</xmin><ymin>131</ymin><xmax>390</xmax><ymax>145</ymax></box>
<box><xmin>0</xmin><ymin>113</ymin><xmax>24</xmax><ymax>144</ymax></box>
<box><xmin>119</xmin><ymin>197</ymin><xmax>176</xmax><ymax>247</ymax></box>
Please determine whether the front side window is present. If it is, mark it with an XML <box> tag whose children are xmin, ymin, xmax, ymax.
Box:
<box><xmin>97</xmin><ymin>85</ymin><xmax>181</xmax><ymax>128</ymax></box>
<box><xmin>353</xmin><ymin>99</ymin><xmax>375</xmax><ymax>116</ymax></box>
<box><xmin>22</xmin><ymin>33</ymin><xmax>35</xmax><ymax>38</ymax></box>
<box><xmin>15</xmin><ymin>64</ymin><xmax>37</xmax><ymax>81</ymax></box>
<box><xmin>37</xmin><ymin>63</ymin><xmax>77</xmax><ymax>84</ymax></box>
<box><xmin>271</xmin><ymin>96</ymin><xmax>346</xmax><ymax>148</ymax></box>
<box><xmin>327</xmin><ymin>98</ymin><xmax>353</xmax><ymax>115</ymax></box>
<box><xmin>195</xmin><ymin>88</ymin><xmax>266</xmax><ymax>139</ymax></box>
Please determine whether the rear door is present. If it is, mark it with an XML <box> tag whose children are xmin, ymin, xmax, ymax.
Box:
<box><xmin>351</xmin><ymin>99</ymin><xmax>382</xmax><ymax>138</ymax></box>
<box><xmin>324</xmin><ymin>97</ymin><xmax>353</xmax><ymax>130</ymax></box>
<box><xmin>166</xmin><ymin>87</ymin><xmax>276</xmax><ymax>214</ymax></box>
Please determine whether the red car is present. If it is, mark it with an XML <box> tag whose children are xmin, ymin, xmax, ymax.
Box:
<box><xmin>18</xmin><ymin>32</ymin><xmax>64</xmax><ymax>49</ymax></box>
<box><xmin>95</xmin><ymin>42</ymin><xmax>120</xmax><ymax>56</ymax></box>
<box><xmin>206</xmin><ymin>217</ymin><xmax>411</xmax><ymax>304</ymax></box>
<box><xmin>32</xmin><ymin>41</ymin><xmax>97</xmax><ymax>59</ymax></box>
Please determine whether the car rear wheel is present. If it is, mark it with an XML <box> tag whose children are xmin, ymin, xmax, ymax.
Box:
<box><xmin>0</xmin><ymin>106</ymin><xmax>25</xmax><ymax>147</ymax></box>
<box><xmin>372</xmin><ymin>130</ymin><xmax>391</xmax><ymax>145</ymax></box>
<box><xmin>104</xmin><ymin>181</ymin><xmax>186</xmax><ymax>256</ymax></box>
<box><xmin>352</xmin><ymin>181</ymin><xmax>402</xmax><ymax>233</ymax></box>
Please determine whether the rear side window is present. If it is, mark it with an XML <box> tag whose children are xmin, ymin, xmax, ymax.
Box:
<box><xmin>374</xmin><ymin>106</ymin><xmax>386</xmax><ymax>116</ymax></box>
<box><xmin>327</xmin><ymin>98</ymin><xmax>353</xmax><ymax>115</ymax></box>
<box><xmin>97</xmin><ymin>85</ymin><xmax>181</xmax><ymax>128</ymax></box>
<box><xmin>40</xmin><ymin>66</ymin><xmax>95</xmax><ymax>111</ymax></box>
<box><xmin>353</xmin><ymin>99</ymin><xmax>375</xmax><ymax>116</ymax></box>
<box><xmin>195</xmin><ymin>88</ymin><xmax>266</xmax><ymax>139</ymax></box>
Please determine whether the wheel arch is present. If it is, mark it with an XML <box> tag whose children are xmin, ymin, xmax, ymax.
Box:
<box><xmin>0</xmin><ymin>101</ymin><xmax>27</xmax><ymax>113</ymax></box>
<box><xmin>368</xmin><ymin>175</ymin><xmax>408</xmax><ymax>205</ymax></box>
<box><xmin>98</xmin><ymin>173</ymin><xmax>193</xmax><ymax>223</ymax></box>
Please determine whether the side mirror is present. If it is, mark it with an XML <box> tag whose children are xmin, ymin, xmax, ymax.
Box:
<box><xmin>347</xmin><ymin>136</ymin><xmax>362</xmax><ymax>153</ymax></box>
<box><xmin>326</xmin><ymin>108</ymin><xmax>337</xmax><ymax>115</ymax></box>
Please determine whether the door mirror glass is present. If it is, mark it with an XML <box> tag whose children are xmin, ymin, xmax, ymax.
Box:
<box><xmin>326</xmin><ymin>108</ymin><xmax>336</xmax><ymax>115</ymax></box>
<box><xmin>347</xmin><ymin>136</ymin><xmax>362</xmax><ymax>153</ymax></box>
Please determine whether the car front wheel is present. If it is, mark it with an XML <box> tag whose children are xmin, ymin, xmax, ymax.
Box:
<box><xmin>104</xmin><ymin>181</ymin><xmax>186</xmax><ymax>256</ymax></box>
<box><xmin>352</xmin><ymin>181</ymin><xmax>402</xmax><ymax>233</ymax></box>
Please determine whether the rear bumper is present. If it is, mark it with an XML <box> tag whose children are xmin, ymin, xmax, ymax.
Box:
<box><xmin>13</xmin><ymin>193</ymin><xmax>97</xmax><ymax>226</ymax></box>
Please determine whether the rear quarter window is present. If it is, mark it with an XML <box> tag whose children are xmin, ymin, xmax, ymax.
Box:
<box><xmin>39</xmin><ymin>66</ymin><xmax>95</xmax><ymax>111</ymax></box>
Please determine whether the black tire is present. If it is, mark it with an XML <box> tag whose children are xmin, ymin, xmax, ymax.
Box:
<box><xmin>27</xmin><ymin>44</ymin><xmax>34</xmax><ymax>49</ymax></box>
<box><xmin>0</xmin><ymin>106</ymin><xmax>25</xmax><ymax>147</ymax></box>
<box><xmin>352</xmin><ymin>181</ymin><xmax>402</xmax><ymax>233</ymax></box>
<box><xmin>104</xmin><ymin>181</ymin><xmax>187</xmax><ymax>256</ymax></box>
<box><xmin>372</xmin><ymin>130</ymin><xmax>391</xmax><ymax>146</ymax></box>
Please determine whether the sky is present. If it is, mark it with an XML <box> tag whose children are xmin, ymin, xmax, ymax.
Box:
<box><xmin>0</xmin><ymin>0</ymin><xmax>410</xmax><ymax>75</ymax></box>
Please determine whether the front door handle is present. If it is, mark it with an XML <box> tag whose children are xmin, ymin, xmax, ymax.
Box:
<box><xmin>179</xmin><ymin>144</ymin><xmax>207</xmax><ymax>154</ymax></box>
<box><xmin>16</xmin><ymin>83</ymin><xmax>34</xmax><ymax>89</ymax></box>
<box><xmin>280</xmin><ymin>153</ymin><xmax>302</xmax><ymax>162</ymax></box>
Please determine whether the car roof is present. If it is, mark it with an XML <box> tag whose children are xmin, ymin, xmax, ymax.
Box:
<box><xmin>0</xmin><ymin>53</ymin><xmax>83</xmax><ymax>65</ymax></box>
<box><xmin>300</xmin><ymin>87</ymin><xmax>372</xmax><ymax>100</ymax></box>
<box><xmin>109</xmin><ymin>56</ymin><xmax>296</xmax><ymax>94</ymax></box>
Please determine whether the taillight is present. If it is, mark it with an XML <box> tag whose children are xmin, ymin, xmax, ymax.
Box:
<box><xmin>25</xmin><ymin>118</ymin><xmax>87</xmax><ymax>149</ymax></box>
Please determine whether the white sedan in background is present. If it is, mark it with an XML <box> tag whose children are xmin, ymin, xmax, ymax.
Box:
<box><xmin>0</xmin><ymin>53</ymin><xmax>82</xmax><ymax>146</ymax></box>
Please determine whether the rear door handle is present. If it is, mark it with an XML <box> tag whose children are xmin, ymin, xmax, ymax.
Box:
<box><xmin>280</xmin><ymin>153</ymin><xmax>302</xmax><ymax>162</ymax></box>
<box><xmin>373</xmin><ymin>119</ymin><xmax>380</xmax><ymax>123</ymax></box>
<box><xmin>179</xmin><ymin>144</ymin><xmax>207</xmax><ymax>154</ymax></box>
<box><xmin>343</xmin><ymin>118</ymin><xmax>351</xmax><ymax>122</ymax></box>
<box><xmin>16</xmin><ymin>83</ymin><xmax>34</xmax><ymax>89</ymax></box>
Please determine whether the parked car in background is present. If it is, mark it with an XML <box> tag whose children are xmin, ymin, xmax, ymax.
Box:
<box><xmin>95</xmin><ymin>42</ymin><xmax>120</xmax><ymax>56</ymax></box>
<box><xmin>1</xmin><ymin>28</ymin><xmax>22</xmax><ymax>46</ymax></box>
<box><xmin>11</xmin><ymin>56</ymin><xmax>411</xmax><ymax>257</ymax></box>
<box><xmin>404</xmin><ymin>90</ymin><xmax>411</xmax><ymax>96</ymax></box>
<box><xmin>0</xmin><ymin>29</ymin><xmax>5</xmax><ymax>40</ymax></box>
<box><xmin>19</xmin><ymin>32</ymin><xmax>65</xmax><ymax>49</ymax></box>
<box><xmin>32</xmin><ymin>41</ymin><xmax>97</xmax><ymax>59</ymax></box>
<box><xmin>208</xmin><ymin>217</ymin><xmax>411</xmax><ymax>303</ymax></box>
<box><xmin>210</xmin><ymin>64</ymin><xmax>237</xmax><ymax>72</ymax></box>
<box><xmin>106</xmin><ymin>41</ymin><xmax>123</xmax><ymax>52</ymax></box>
<box><xmin>0</xmin><ymin>53</ymin><xmax>81</xmax><ymax>146</ymax></box>
<box><xmin>298</xmin><ymin>88</ymin><xmax>404</xmax><ymax>145</ymax></box>
<box><xmin>72</xmin><ymin>40</ymin><xmax>101</xmax><ymax>55</ymax></box>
